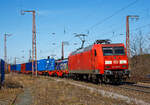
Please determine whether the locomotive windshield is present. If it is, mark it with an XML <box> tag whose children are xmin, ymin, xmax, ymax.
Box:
<box><xmin>103</xmin><ymin>46</ymin><xmax>125</xmax><ymax>56</ymax></box>
<box><xmin>102</xmin><ymin>47</ymin><xmax>113</xmax><ymax>56</ymax></box>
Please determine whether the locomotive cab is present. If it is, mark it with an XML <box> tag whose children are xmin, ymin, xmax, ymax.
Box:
<box><xmin>100</xmin><ymin>43</ymin><xmax>130</xmax><ymax>83</ymax></box>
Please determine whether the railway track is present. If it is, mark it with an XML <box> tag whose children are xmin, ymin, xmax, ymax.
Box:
<box><xmin>49</xmin><ymin>77</ymin><xmax>150</xmax><ymax>105</ymax></box>
<box><xmin>117</xmin><ymin>82</ymin><xmax>150</xmax><ymax>94</ymax></box>
<box><xmin>48</xmin><ymin>75</ymin><xmax>150</xmax><ymax>94</ymax></box>
<box><xmin>50</xmin><ymin>75</ymin><xmax>150</xmax><ymax>94</ymax></box>
<box><xmin>40</xmin><ymin>74</ymin><xmax>150</xmax><ymax>94</ymax></box>
<box><xmin>69</xmin><ymin>77</ymin><xmax>150</xmax><ymax>94</ymax></box>
<box><xmin>141</xmin><ymin>79</ymin><xmax>150</xmax><ymax>84</ymax></box>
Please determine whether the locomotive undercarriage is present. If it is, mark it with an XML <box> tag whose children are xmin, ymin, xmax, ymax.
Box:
<box><xmin>69</xmin><ymin>69</ymin><xmax>130</xmax><ymax>84</ymax></box>
<box><xmin>102</xmin><ymin>69</ymin><xmax>130</xmax><ymax>84</ymax></box>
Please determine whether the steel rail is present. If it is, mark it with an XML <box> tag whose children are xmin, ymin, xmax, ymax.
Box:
<box><xmin>118</xmin><ymin>86</ymin><xmax>150</xmax><ymax>94</ymax></box>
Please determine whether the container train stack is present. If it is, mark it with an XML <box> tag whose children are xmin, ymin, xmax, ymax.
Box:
<box><xmin>11</xmin><ymin>58</ymin><xmax>55</xmax><ymax>75</ymax></box>
<box><xmin>9</xmin><ymin>40</ymin><xmax>130</xmax><ymax>84</ymax></box>
<box><xmin>0</xmin><ymin>59</ymin><xmax>5</xmax><ymax>88</ymax></box>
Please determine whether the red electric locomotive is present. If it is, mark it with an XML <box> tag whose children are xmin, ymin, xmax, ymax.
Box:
<box><xmin>68</xmin><ymin>40</ymin><xmax>130</xmax><ymax>83</ymax></box>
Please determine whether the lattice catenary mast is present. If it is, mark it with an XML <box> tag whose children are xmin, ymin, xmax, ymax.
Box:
<box><xmin>4</xmin><ymin>33</ymin><xmax>12</xmax><ymax>72</ymax></box>
<box><xmin>126</xmin><ymin>15</ymin><xmax>139</xmax><ymax>57</ymax></box>
<box><xmin>21</xmin><ymin>10</ymin><xmax>37</xmax><ymax>76</ymax></box>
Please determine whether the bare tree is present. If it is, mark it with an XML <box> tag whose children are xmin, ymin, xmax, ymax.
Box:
<box><xmin>130</xmin><ymin>30</ymin><xmax>150</xmax><ymax>80</ymax></box>
<box><xmin>130</xmin><ymin>31</ymin><xmax>146</xmax><ymax>56</ymax></box>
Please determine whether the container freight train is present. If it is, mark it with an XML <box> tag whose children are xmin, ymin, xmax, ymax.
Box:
<box><xmin>11</xmin><ymin>58</ymin><xmax>55</xmax><ymax>75</ymax></box>
<box><xmin>10</xmin><ymin>58</ymin><xmax>67</xmax><ymax>77</ymax></box>
<box><xmin>0</xmin><ymin>59</ymin><xmax>5</xmax><ymax>88</ymax></box>
<box><xmin>10</xmin><ymin>40</ymin><xmax>130</xmax><ymax>83</ymax></box>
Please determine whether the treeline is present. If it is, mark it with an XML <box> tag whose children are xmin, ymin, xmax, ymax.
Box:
<box><xmin>130</xmin><ymin>31</ymin><xmax>150</xmax><ymax>80</ymax></box>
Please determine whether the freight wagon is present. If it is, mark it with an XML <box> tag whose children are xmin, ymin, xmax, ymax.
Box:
<box><xmin>55</xmin><ymin>59</ymin><xmax>68</xmax><ymax>77</ymax></box>
<box><xmin>0</xmin><ymin>59</ymin><xmax>5</xmax><ymax>88</ymax></box>
<box><xmin>21</xmin><ymin>63</ymin><xmax>26</xmax><ymax>73</ymax></box>
<box><xmin>37</xmin><ymin>58</ymin><xmax>55</xmax><ymax>75</ymax></box>
<box><xmin>8</xmin><ymin>64</ymin><xmax>11</xmax><ymax>73</ymax></box>
<box><xmin>16</xmin><ymin>64</ymin><xmax>21</xmax><ymax>73</ymax></box>
<box><xmin>25</xmin><ymin>62</ymin><xmax>32</xmax><ymax>74</ymax></box>
<box><xmin>11</xmin><ymin>64</ymin><xmax>16</xmax><ymax>72</ymax></box>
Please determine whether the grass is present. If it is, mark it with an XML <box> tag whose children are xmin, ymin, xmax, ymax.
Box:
<box><xmin>0</xmin><ymin>74</ymin><xmax>23</xmax><ymax>105</ymax></box>
<box><xmin>0</xmin><ymin>73</ymin><xmax>135</xmax><ymax>105</ymax></box>
<box><xmin>130</xmin><ymin>54</ymin><xmax>150</xmax><ymax>82</ymax></box>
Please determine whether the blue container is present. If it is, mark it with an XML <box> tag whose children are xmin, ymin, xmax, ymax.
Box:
<box><xmin>37</xmin><ymin>58</ymin><xmax>55</xmax><ymax>71</ymax></box>
<box><xmin>25</xmin><ymin>62</ymin><xmax>32</xmax><ymax>71</ymax></box>
<box><xmin>11</xmin><ymin>65</ymin><xmax>16</xmax><ymax>71</ymax></box>
<box><xmin>0</xmin><ymin>59</ymin><xmax>5</xmax><ymax>86</ymax></box>
<box><xmin>55</xmin><ymin>59</ymin><xmax>68</xmax><ymax>70</ymax></box>
<box><xmin>16</xmin><ymin>64</ymin><xmax>21</xmax><ymax>72</ymax></box>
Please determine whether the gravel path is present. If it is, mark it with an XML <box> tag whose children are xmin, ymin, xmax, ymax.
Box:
<box><xmin>15</xmin><ymin>88</ymin><xmax>32</xmax><ymax>105</ymax></box>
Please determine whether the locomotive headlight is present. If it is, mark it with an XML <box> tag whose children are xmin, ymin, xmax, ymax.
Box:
<box><xmin>120</xmin><ymin>60</ymin><xmax>127</xmax><ymax>64</ymax></box>
<box><xmin>105</xmin><ymin>61</ymin><xmax>112</xmax><ymax>64</ymax></box>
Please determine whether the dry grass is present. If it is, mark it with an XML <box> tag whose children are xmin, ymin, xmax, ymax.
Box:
<box><xmin>26</xmin><ymin>76</ymin><xmax>132</xmax><ymax>105</ymax></box>
<box><xmin>0</xmin><ymin>74</ymin><xmax>23</xmax><ymax>105</ymax></box>
<box><xmin>1</xmin><ymin>74</ymin><xmax>133</xmax><ymax>105</ymax></box>
<box><xmin>130</xmin><ymin>54</ymin><xmax>150</xmax><ymax>82</ymax></box>
<box><xmin>31</xmin><ymin>78</ymin><xmax>130</xmax><ymax>105</ymax></box>
<box><xmin>61</xmin><ymin>78</ymin><xmax>150</xmax><ymax>104</ymax></box>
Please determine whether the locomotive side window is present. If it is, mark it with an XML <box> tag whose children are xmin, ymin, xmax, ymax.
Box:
<box><xmin>103</xmin><ymin>47</ymin><xmax>113</xmax><ymax>56</ymax></box>
<box><xmin>94</xmin><ymin>50</ymin><xmax>97</xmax><ymax>56</ymax></box>
<box><xmin>114</xmin><ymin>47</ymin><xmax>125</xmax><ymax>55</ymax></box>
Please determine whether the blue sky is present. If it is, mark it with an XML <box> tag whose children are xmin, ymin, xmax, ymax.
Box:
<box><xmin>0</xmin><ymin>0</ymin><xmax>150</xmax><ymax>63</ymax></box>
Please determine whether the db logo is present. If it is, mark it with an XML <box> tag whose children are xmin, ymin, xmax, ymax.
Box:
<box><xmin>113</xmin><ymin>60</ymin><xmax>119</xmax><ymax>64</ymax></box>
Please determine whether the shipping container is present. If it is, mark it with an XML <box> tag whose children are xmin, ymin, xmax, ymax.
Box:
<box><xmin>0</xmin><ymin>59</ymin><xmax>5</xmax><ymax>87</ymax></box>
<box><xmin>55</xmin><ymin>59</ymin><xmax>68</xmax><ymax>70</ymax></box>
<box><xmin>21</xmin><ymin>63</ymin><xmax>26</xmax><ymax>73</ymax></box>
<box><xmin>25</xmin><ymin>62</ymin><xmax>32</xmax><ymax>71</ymax></box>
<box><xmin>16</xmin><ymin>64</ymin><xmax>21</xmax><ymax>72</ymax></box>
<box><xmin>11</xmin><ymin>65</ymin><xmax>16</xmax><ymax>72</ymax></box>
<box><xmin>37</xmin><ymin>58</ymin><xmax>55</xmax><ymax>71</ymax></box>
<box><xmin>8</xmin><ymin>64</ymin><xmax>11</xmax><ymax>72</ymax></box>
<box><xmin>55</xmin><ymin>59</ymin><xmax>68</xmax><ymax>77</ymax></box>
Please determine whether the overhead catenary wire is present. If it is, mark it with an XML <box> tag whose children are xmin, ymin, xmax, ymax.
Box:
<box><xmin>80</xmin><ymin>0</ymin><xmax>139</xmax><ymax>46</ymax></box>
<box><xmin>86</xmin><ymin>0</ymin><xmax>139</xmax><ymax>31</ymax></box>
<box><xmin>94</xmin><ymin>12</ymin><xmax>150</xmax><ymax>41</ymax></box>
<box><xmin>89</xmin><ymin>22</ymin><xmax>149</xmax><ymax>46</ymax></box>
<box><xmin>131</xmin><ymin>23</ymin><xmax>150</xmax><ymax>32</ymax></box>
<box><xmin>97</xmin><ymin>15</ymin><xmax>149</xmax><ymax>36</ymax></box>
<box><xmin>85</xmin><ymin>4</ymin><xmax>150</xmax><ymax>45</ymax></box>
<box><xmin>117</xmin><ymin>23</ymin><xmax>150</xmax><ymax>35</ymax></box>
<box><xmin>81</xmin><ymin>0</ymin><xmax>104</xmax><ymax>21</ymax></box>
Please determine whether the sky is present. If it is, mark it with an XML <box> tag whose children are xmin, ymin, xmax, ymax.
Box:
<box><xmin>0</xmin><ymin>0</ymin><xmax>150</xmax><ymax>64</ymax></box>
